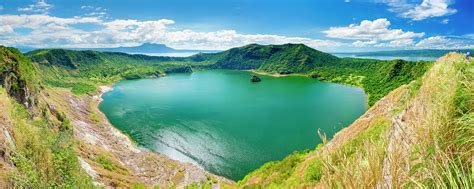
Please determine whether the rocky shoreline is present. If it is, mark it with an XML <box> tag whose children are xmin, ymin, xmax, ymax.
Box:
<box><xmin>44</xmin><ymin>86</ymin><xmax>233</xmax><ymax>188</ymax></box>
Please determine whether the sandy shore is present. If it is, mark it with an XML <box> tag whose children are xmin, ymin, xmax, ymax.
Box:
<box><xmin>92</xmin><ymin>85</ymin><xmax>113</xmax><ymax>102</ymax></box>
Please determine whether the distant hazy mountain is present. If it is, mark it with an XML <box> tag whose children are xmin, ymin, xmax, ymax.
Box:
<box><xmin>16</xmin><ymin>46</ymin><xmax>38</xmax><ymax>53</ymax></box>
<box><xmin>339</xmin><ymin>49</ymin><xmax>474</xmax><ymax>57</ymax></box>
<box><xmin>88</xmin><ymin>43</ymin><xmax>177</xmax><ymax>53</ymax></box>
<box><xmin>17</xmin><ymin>43</ymin><xmax>218</xmax><ymax>54</ymax></box>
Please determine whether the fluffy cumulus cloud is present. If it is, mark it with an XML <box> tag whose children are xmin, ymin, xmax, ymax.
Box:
<box><xmin>18</xmin><ymin>0</ymin><xmax>53</xmax><ymax>14</ymax></box>
<box><xmin>322</xmin><ymin>18</ymin><xmax>474</xmax><ymax>49</ymax></box>
<box><xmin>323</xmin><ymin>18</ymin><xmax>424</xmax><ymax>41</ymax></box>
<box><xmin>0</xmin><ymin>14</ymin><xmax>344</xmax><ymax>50</ymax></box>
<box><xmin>380</xmin><ymin>0</ymin><xmax>457</xmax><ymax>20</ymax></box>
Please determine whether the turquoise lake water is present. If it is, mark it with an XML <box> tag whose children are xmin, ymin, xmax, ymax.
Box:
<box><xmin>99</xmin><ymin>70</ymin><xmax>367</xmax><ymax>180</ymax></box>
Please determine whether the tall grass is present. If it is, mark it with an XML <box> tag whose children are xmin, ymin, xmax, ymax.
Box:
<box><xmin>404</xmin><ymin>54</ymin><xmax>473</xmax><ymax>187</ymax></box>
<box><xmin>319</xmin><ymin>116</ymin><xmax>390</xmax><ymax>188</ymax></box>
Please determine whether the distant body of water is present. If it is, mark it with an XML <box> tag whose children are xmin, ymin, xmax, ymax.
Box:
<box><xmin>99</xmin><ymin>70</ymin><xmax>367</xmax><ymax>180</ymax></box>
<box><xmin>332</xmin><ymin>53</ymin><xmax>437</xmax><ymax>61</ymax></box>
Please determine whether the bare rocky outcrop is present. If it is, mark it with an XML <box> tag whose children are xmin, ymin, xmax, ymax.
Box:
<box><xmin>0</xmin><ymin>47</ymin><xmax>39</xmax><ymax>110</ymax></box>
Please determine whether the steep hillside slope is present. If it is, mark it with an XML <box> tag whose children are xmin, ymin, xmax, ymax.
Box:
<box><xmin>0</xmin><ymin>47</ymin><xmax>40</xmax><ymax>109</ymax></box>
<box><xmin>1</xmin><ymin>47</ymin><xmax>231</xmax><ymax>188</ymax></box>
<box><xmin>239</xmin><ymin>53</ymin><xmax>473</xmax><ymax>188</ymax></box>
<box><xmin>0</xmin><ymin>46</ymin><xmax>93</xmax><ymax>188</ymax></box>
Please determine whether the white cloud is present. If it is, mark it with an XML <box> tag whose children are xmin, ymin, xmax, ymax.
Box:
<box><xmin>86</xmin><ymin>12</ymin><xmax>106</xmax><ymax>17</ymax></box>
<box><xmin>81</xmin><ymin>5</ymin><xmax>93</xmax><ymax>9</ymax></box>
<box><xmin>416</xmin><ymin>36</ymin><xmax>474</xmax><ymax>49</ymax></box>
<box><xmin>323</xmin><ymin>18</ymin><xmax>424</xmax><ymax>41</ymax></box>
<box><xmin>380</xmin><ymin>0</ymin><xmax>457</xmax><ymax>21</ymax></box>
<box><xmin>18</xmin><ymin>0</ymin><xmax>53</xmax><ymax>14</ymax></box>
<box><xmin>352</xmin><ymin>40</ymin><xmax>377</xmax><ymax>47</ymax></box>
<box><xmin>0</xmin><ymin>14</ymin><xmax>344</xmax><ymax>51</ymax></box>
<box><xmin>401</xmin><ymin>0</ymin><xmax>457</xmax><ymax>20</ymax></box>
<box><xmin>441</xmin><ymin>19</ymin><xmax>449</xmax><ymax>24</ymax></box>
<box><xmin>81</xmin><ymin>5</ymin><xmax>106</xmax><ymax>12</ymax></box>
<box><xmin>464</xmin><ymin>34</ymin><xmax>474</xmax><ymax>39</ymax></box>
<box><xmin>0</xmin><ymin>25</ymin><xmax>14</xmax><ymax>33</ymax></box>
<box><xmin>81</xmin><ymin>5</ymin><xmax>108</xmax><ymax>18</ymax></box>
<box><xmin>375</xmin><ymin>38</ymin><xmax>414</xmax><ymax>47</ymax></box>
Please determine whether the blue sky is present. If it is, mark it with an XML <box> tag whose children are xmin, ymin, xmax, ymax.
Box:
<box><xmin>0</xmin><ymin>0</ymin><xmax>473</xmax><ymax>52</ymax></box>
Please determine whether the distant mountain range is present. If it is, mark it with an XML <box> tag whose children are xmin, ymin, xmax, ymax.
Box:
<box><xmin>337</xmin><ymin>49</ymin><xmax>474</xmax><ymax>57</ymax></box>
<box><xmin>17</xmin><ymin>43</ymin><xmax>218</xmax><ymax>54</ymax></box>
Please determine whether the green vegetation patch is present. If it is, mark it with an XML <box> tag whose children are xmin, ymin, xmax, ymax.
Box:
<box><xmin>6</xmin><ymin>92</ymin><xmax>93</xmax><ymax>188</ymax></box>
<box><xmin>335</xmin><ymin>116</ymin><xmax>390</xmax><ymax>159</ymax></box>
<box><xmin>239</xmin><ymin>150</ymin><xmax>311</xmax><ymax>187</ymax></box>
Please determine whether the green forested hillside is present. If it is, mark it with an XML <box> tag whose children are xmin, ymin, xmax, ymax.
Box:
<box><xmin>313</xmin><ymin>58</ymin><xmax>431</xmax><ymax>105</ymax></box>
<box><xmin>197</xmin><ymin>44</ymin><xmax>432</xmax><ymax>105</ymax></box>
<box><xmin>26</xmin><ymin>49</ymin><xmax>197</xmax><ymax>95</ymax></box>
<box><xmin>202</xmin><ymin>43</ymin><xmax>339</xmax><ymax>72</ymax></box>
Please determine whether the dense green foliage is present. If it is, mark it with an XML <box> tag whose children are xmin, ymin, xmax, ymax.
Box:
<box><xmin>313</xmin><ymin>58</ymin><xmax>432</xmax><ymax>105</ymax></box>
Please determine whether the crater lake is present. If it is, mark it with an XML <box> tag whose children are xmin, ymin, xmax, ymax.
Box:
<box><xmin>99</xmin><ymin>70</ymin><xmax>367</xmax><ymax>180</ymax></box>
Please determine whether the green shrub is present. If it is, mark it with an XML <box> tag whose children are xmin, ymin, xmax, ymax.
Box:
<box><xmin>305</xmin><ymin>159</ymin><xmax>323</xmax><ymax>182</ymax></box>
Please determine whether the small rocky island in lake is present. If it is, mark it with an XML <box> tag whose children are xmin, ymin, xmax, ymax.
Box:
<box><xmin>251</xmin><ymin>75</ymin><xmax>262</xmax><ymax>82</ymax></box>
<box><xmin>310</xmin><ymin>73</ymin><xmax>321</xmax><ymax>79</ymax></box>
